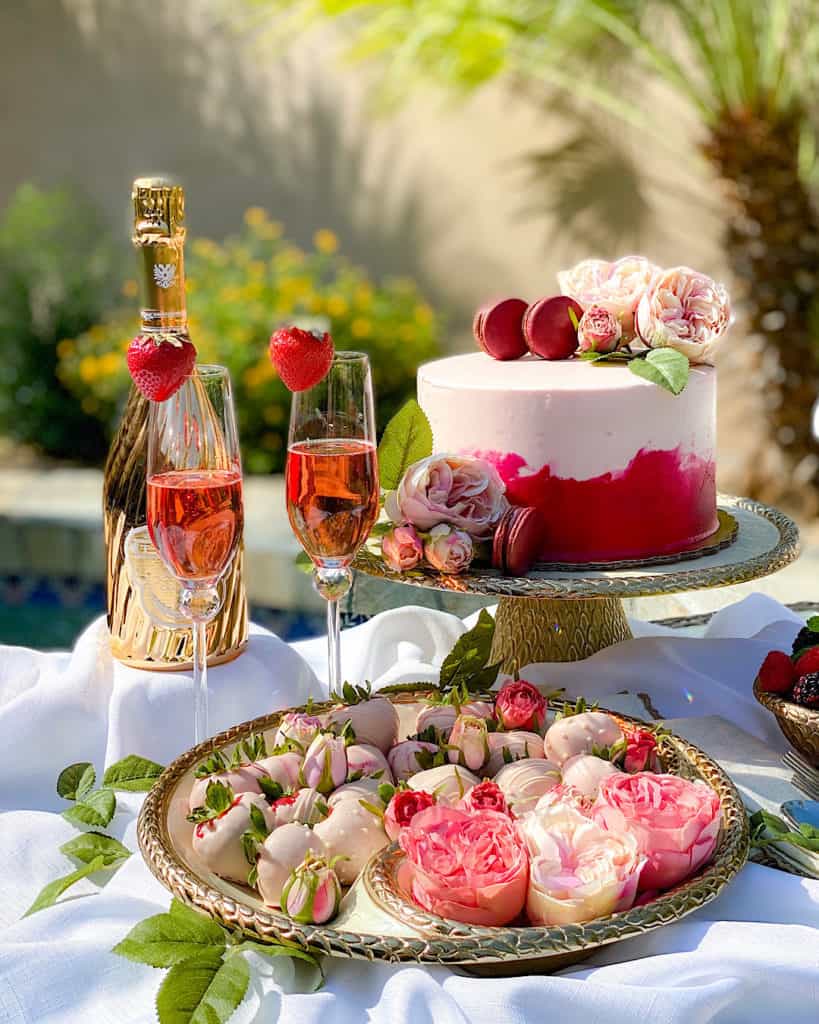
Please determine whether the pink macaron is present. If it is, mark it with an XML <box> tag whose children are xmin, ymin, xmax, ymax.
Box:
<box><xmin>473</xmin><ymin>298</ymin><xmax>528</xmax><ymax>361</ymax></box>
<box><xmin>523</xmin><ymin>296</ymin><xmax>583</xmax><ymax>360</ymax></box>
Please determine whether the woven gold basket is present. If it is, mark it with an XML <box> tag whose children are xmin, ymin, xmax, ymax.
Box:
<box><xmin>754</xmin><ymin>677</ymin><xmax>819</xmax><ymax>767</ymax></box>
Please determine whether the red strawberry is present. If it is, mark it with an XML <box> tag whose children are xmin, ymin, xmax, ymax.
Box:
<box><xmin>793</xmin><ymin>646</ymin><xmax>819</xmax><ymax>678</ymax></box>
<box><xmin>126</xmin><ymin>333</ymin><xmax>196</xmax><ymax>401</ymax></box>
<box><xmin>756</xmin><ymin>650</ymin><xmax>796</xmax><ymax>694</ymax></box>
<box><xmin>269</xmin><ymin>326</ymin><xmax>334</xmax><ymax>392</ymax></box>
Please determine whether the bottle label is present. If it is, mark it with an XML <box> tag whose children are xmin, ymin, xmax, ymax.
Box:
<box><xmin>123</xmin><ymin>525</ymin><xmax>189</xmax><ymax>628</ymax></box>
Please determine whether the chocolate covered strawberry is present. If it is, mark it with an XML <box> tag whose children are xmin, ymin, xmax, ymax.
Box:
<box><xmin>268</xmin><ymin>325</ymin><xmax>334</xmax><ymax>392</ymax></box>
<box><xmin>126</xmin><ymin>333</ymin><xmax>196</xmax><ymax>401</ymax></box>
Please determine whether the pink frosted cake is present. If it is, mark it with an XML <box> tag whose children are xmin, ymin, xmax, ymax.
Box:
<box><xmin>417</xmin><ymin>352</ymin><xmax>718</xmax><ymax>563</ymax></box>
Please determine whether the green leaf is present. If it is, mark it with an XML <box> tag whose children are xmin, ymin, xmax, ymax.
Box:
<box><xmin>194</xmin><ymin>751</ymin><xmax>228</xmax><ymax>779</ymax></box>
<box><xmin>628</xmin><ymin>347</ymin><xmax>689</xmax><ymax>395</ymax></box>
<box><xmin>113</xmin><ymin>904</ymin><xmax>226</xmax><ymax>968</ymax></box>
<box><xmin>749</xmin><ymin>809</ymin><xmax>819</xmax><ymax>852</ymax></box>
<box><xmin>439</xmin><ymin>609</ymin><xmax>495</xmax><ymax>693</ymax></box>
<box><xmin>234</xmin><ymin>941</ymin><xmax>324</xmax><ymax>988</ymax></box>
<box><xmin>807</xmin><ymin>615</ymin><xmax>819</xmax><ymax>632</ymax></box>
<box><xmin>568</xmin><ymin>306</ymin><xmax>580</xmax><ymax>331</ymax></box>
<box><xmin>103</xmin><ymin>755</ymin><xmax>165</xmax><ymax>792</ymax></box>
<box><xmin>62</xmin><ymin>787</ymin><xmax>116</xmax><ymax>829</ymax></box>
<box><xmin>377</xmin><ymin>782</ymin><xmax>396</xmax><ymax>804</ymax></box>
<box><xmin>376</xmin><ymin>398</ymin><xmax>433</xmax><ymax>490</ymax></box>
<box><xmin>294</xmin><ymin>550</ymin><xmax>314</xmax><ymax>575</ymax></box>
<box><xmin>60</xmin><ymin>832</ymin><xmax>130</xmax><ymax>867</ymax></box>
<box><xmin>57</xmin><ymin>762</ymin><xmax>95</xmax><ymax>801</ymax></box>
<box><xmin>23</xmin><ymin>855</ymin><xmax>107</xmax><ymax>916</ymax></box>
<box><xmin>258</xmin><ymin>776</ymin><xmax>284</xmax><ymax>802</ymax></box>
<box><xmin>248</xmin><ymin>803</ymin><xmax>269</xmax><ymax>838</ymax></box>
<box><xmin>358</xmin><ymin>799</ymin><xmax>384</xmax><ymax>820</ymax></box>
<box><xmin>155</xmin><ymin>948</ymin><xmax>249</xmax><ymax>1024</ymax></box>
<box><xmin>205</xmin><ymin>781</ymin><xmax>234</xmax><ymax>815</ymax></box>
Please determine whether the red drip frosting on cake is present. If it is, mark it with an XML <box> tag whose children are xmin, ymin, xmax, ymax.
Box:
<box><xmin>417</xmin><ymin>353</ymin><xmax>718</xmax><ymax>564</ymax></box>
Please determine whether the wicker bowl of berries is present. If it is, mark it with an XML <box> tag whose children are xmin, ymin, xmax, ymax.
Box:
<box><xmin>754</xmin><ymin>618</ymin><xmax>819</xmax><ymax>767</ymax></box>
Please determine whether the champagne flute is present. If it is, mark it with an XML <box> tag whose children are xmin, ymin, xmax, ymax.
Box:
<box><xmin>147</xmin><ymin>365</ymin><xmax>243</xmax><ymax>743</ymax></box>
<box><xmin>286</xmin><ymin>352</ymin><xmax>379</xmax><ymax>692</ymax></box>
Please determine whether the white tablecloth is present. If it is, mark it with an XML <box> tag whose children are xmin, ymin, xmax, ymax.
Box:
<box><xmin>1</xmin><ymin>594</ymin><xmax>818</xmax><ymax>1024</ymax></box>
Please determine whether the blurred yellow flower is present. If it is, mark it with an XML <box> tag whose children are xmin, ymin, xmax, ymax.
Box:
<box><xmin>354</xmin><ymin>284</ymin><xmax>373</xmax><ymax>308</ymax></box>
<box><xmin>121</xmin><ymin>279</ymin><xmax>138</xmax><ymax>299</ymax></box>
<box><xmin>399</xmin><ymin>324</ymin><xmax>417</xmax><ymax>342</ymax></box>
<box><xmin>263</xmin><ymin>404</ymin><xmax>284</xmax><ymax>425</ymax></box>
<box><xmin>256</xmin><ymin>220</ymin><xmax>283</xmax><ymax>241</ymax></box>
<box><xmin>192</xmin><ymin>239</ymin><xmax>219</xmax><ymax>258</ymax></box>
<box><xmin>219</xmin><ymin>285</ymin><xmax>243</xmax><ymax>304</ymax></box>
<box><xmin>100</xmin><ymin>352</ymin><xmax>121</xmax><ymax>375</ymax></box>
<box><xmin>314</xmin><ymin>229</ymin><xmax>339</xmax><ymax>254</ymax></box>
<box><xmin>185</xmin><ymin>279</ymin><xmax>197</xmax><ymax>294</ymax></box>
<box><xmin>56</xmin><ymin>339</ymin><xmax>75</xmax><ymax>359</ymax></box>
<box><xmin>79</xmin><ymin>356</ymin><xmax>98</xmax><ymax>383</ymax></box>
<box><xmin>414</xmin><ymin>303</ymin><xmax>434</xmax><ymax>325</ymax></box>
<box><xmin>326</xmin><ymin>295</ymin><xmax>348</xmax><ymax>317</ymax></box>
<box><xmin>248</xmin><ymin>260</ymin><xmax>266</xmax><ymax>278</ymax></box>
<box><xmin>244</xmin><ymin>206</ymin><xmax>268</xmax><ymax>227</ymax></box>
<box><xmin>351</xmin><ymin>317</ymin><xmax>372</xmax><ymax>338</ymax></box>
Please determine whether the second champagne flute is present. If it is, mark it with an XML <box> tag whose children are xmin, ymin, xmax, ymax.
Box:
<box><xmin>286</xmin><ymin>352</ymin><xmax>379</xmax><ymax>692</ymax></box>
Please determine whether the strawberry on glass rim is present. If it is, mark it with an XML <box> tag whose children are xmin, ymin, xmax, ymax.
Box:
<box><xmin>126</xmin><ymin>332</ymin><xmax>197</xmax><ymax>401</ymax></box>
<box><xmin>269</xmin><ymin>325</ymin><xmax>334</xmax><ymax>392</ymax></box>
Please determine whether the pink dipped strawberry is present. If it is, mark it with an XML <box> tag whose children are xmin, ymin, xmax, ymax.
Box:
<box><xmin>269</xmin><ymin>326</ymin><xmax>334</xmax><ymax>392</ymax></box>
<box><xmin>126</xmin><ymin>333</ymin><xmax>196</xmax><ymax>401</ymax></box>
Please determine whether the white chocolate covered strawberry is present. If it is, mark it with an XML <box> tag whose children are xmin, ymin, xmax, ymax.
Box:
<box><xmin>191</xmin><ymin>791</ymin><xmax>275</xmax><ymax>884</ymax></box>
<box><xmin>326</xmin><ymin>683</ymin><xmax>399</xmax><ymax>754</ymax></box>
<box><xmin>560</xmin><ymin>754</ymin><xmax>623</xmax><ymax>798</ymax></box>
<box><xmin>484</xmin><ymin>730</ymin><xmax>546</xmax><ymax>777</ymax></box>
<box><xmin>544</xmin><ymin>711</ymin><xmax>624</xmax><ymax>766</ymax></box>
<box><xmin>407</xmin><ymin>764</ymin><xmax>480</xmax><ymax>806</ymax></box>
<box><xmin>492</xmin><ymin>758</ymin><xmax>560</xmax><ymax>815</ymax></box>
<box><xmin>188</xmin><ymin>764</ymin><xmax>266</xmax><ymax>814</ymax></box>
<box><xmin>314</xmin><ymin>797</ymin><xmax>389</xmax><ymax>885</ymax></box>
<box><xmin>387</xmin><ymin>740</ymin><xmax>441</xmax><ymax>781</ymax></box>
<box><xmin>345</xmin><ymin>743</ymin><xmax>394</xmax><ymax>784</ymax></box>
<box><xmin>256</xmin><ymin>823</ymin><xmax>325</xmax><ymax>907</ymax></box>
<box><xmin>271</xmin><ymin>787</ymin><xmax>329</xmax><ymax>827</ymax></box>
<box><xmin>327</xmin><ymin>777</ymin><xmax>385</xmax><ymax>809</ymax></box>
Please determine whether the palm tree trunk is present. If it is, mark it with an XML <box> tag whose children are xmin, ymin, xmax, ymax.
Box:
<box><xmin>704</xmin><ymin>109</ymin><xmax>819</xmax><ymax>516</ymax></box>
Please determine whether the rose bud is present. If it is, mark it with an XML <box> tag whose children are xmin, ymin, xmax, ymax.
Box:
<box><xmin>485</xmin><ymin>730</ymin><xmax>546</xmax><ymax>777</ymax></box>
<box><xmin>561</xmin><ymin>754</ymin><xmax>623</xmax><ymax>799</ymax></box>
<box><xmin>623</xmin><ymin>726</ymin><xmax>661</xmax><ymax>773</ymax></box>
<box><xmin>448</xmin><ymin>714</ymin><xmax>490</xmax><ymax>772</ymax></box>
<box><xmin>256</xmin><ymin>823</ymin><xmax>325</xmax><ymax>907</ymax></box>
<box><xmin>384</xmin><ymin>789</ymin><xmax>437</xmax><ymax>840</ymax></box>
<box><xmin>495</xmin><ymin>679</ymin><xmax>547</xmax><ymax>733</ymax></box>
<box><xmin>576</xmin><ymin>304</ymin><xmax>623</xmax><ymax>354</ymax></box>
<box><xmin>544</xmin><ymin>711</ymin><xmax>624</xmax><ymax>766</ymax></box>
<box><xmin>255</xmin><ymin>751</ymin><xmax>304</xmax><ymax>792</ymax></box>
<box><xmin>281</xmin><ymin>853</ymin><xmax>342</xmax><ymax>925</ymax></box>
<box><xmin>424</xmin><ymin>524</ymin><xmax>474</xmax><ymax>574</ymax></box>
<box><xmin>272</xmin><ymin>787</ymin><xmax>329</xmax><ymax>828</ymax></box>
<box><xmin>407</xmin><ymin>764</ymin><xmax>480</xmax><ymax>806</ymax></box>
<box><xmin>492</xmin><ymin>757</ymin><xmax>560</xmax><ymax>816</ymax></box>
<box><xmin>301</xmin><ymin>733</ymin><xmax>348</xmax><ymax>795</ymax></box>
<box><xmin>191</xmin><ymin>792</ymin><xmax>276</xmax><ymax>884</ymax></box>
<box><xmin>388</xmin><ymin>740</ymin><xmax>440</xmax><ymax>782</ymax></box>
<box><xmin>314</xmin><ymin>797</ymin><xmax>389</xmax><ymax>885</ymax></box>
<box><xmin>382</xmin><ymin>524</ymin><xmax>424</xmax><ymax>572</ymax></box>
<box><xmin>327</xmin><ymin>693</ymin><xmax>399</xmax><ymax>754</ymax></box>
<box><xmin>458</xmin><ymin>779</ymin><xmax>511</xmax><ymax>817</ymax></box>
<box><xmin>273</xmin><ymin>712</ymin><xmax>323</xmax><ymax>752</ymax></box>
<box><xmin>189</xmin><ymin>763</ymin><xmax>267</xmax><ymax>813</ymax></box>
<box><xmin>345</xmin><ymin>743</ymin><xmax>394</xmax><ymax>784</ymax></box>
<box><xmin>327</xmin><ymin>776</ymin><xmax>385</xmax><ymax>809</ymax></box>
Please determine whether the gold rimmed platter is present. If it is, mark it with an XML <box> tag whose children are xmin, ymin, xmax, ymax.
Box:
<box><xmin>138</xmin><ymin>693</ymin><xmax>749</xmax><ymax>976</ymax></box>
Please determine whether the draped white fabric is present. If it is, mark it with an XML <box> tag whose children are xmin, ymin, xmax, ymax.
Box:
<box><xmin>0</xmin><ymin>594</ymin><xmax>818</xmax><ymax>1024</ymax></box>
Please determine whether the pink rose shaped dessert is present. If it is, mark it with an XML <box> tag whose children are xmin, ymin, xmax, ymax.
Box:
<box><xmin>384</xmin><ymin>454</ymin><xmax>506</xmax><ymax>539</ymax></box>
<box><xmin>457</xmin><ymin>779</ymin><xmax>511</xmax><ymax>817</ymax></box>
<box><xmin>522</xmin><ymin>805</ymin><xmax>644</xmax><ymax>926</ymax></box>
<box><xmin>407</xmin><ymin>764</ymin><xmax>480</xmax><ymax>806</ymax></box>
<box><xmin>314</xmin><ymin>796</ymin><xmax>389</xmax><ymax>884</ymax></box>
<box><xmin>345</xmin><ymin>742</ymin><xmax>394</xmax><ymax>784</ymax></box>
<box><xmin>593</xmin><ymin>772</ymin><xmax>722</xmax><ymax>890</ymax></box>
<box><xmin>382</xmin><ymin>524</ymin><xmax>424</xmax><ymax>572</ymax></box>
<box><xmin>327</xmin><ymin>695</ymin><xmax>399</xmax><ymax>754</ymax></box>
<box><xmin>399</xmin><ymin>806</ymin><xmax>529</xmax><ymax>926</ymax></box>
<box><xmin>448</xmin><ymin>714</ymin><xmax>490</xmax><ymax>772</ymax></box>
<box><xmin>257</xmin><ymin>823</ymin><xmax>325</xmax><ymax>907</ymax></box>
<box><xmin>384</xmin><ymin>788</ymin><xmax>437</xmax><ymax>841</ymax></box>
<box><xmin>424</xmin><ymin>524</ymin><xmax>474</xmax><ymax>574</ymax></box>
<box><xmin>485</xmin><ymin>730</ymin><xmax>546</xmax><ymax>777</ymax></box>
<box><xmin>301</xmin><ymin>733</ymin><xmax>347</xmax><ymax>795</ymax></box>
<box><xmin>576</xmin><ymin>305</ymin><xmax>623</xmax><ymax>354</ymax></box>
<box><xmin>544</xmin><ymin>711</ymin><xmax>624</xmax><ymax>766</ymax></box>
<box><xmin>256</xmin><ymin>752</ymin><xmax>304</xmax><ymax>793</ymax></box>
<box><xmin>560</xmin><ymin>754</ymin><xmax>623</xmax><ymax>799</ymax></box>
<box><xmin>492</xmin><ymin>757</ymin><xmax>560</xmax><ymax>816</ymax></box>
<box><xmin>623</xmin><ymin>726</ymin><xmax>661</xmax><ymax>773</ymax></box>
<box><xmin>273</xmin><ymin>712</ymin><xmax>322</xmax><ymax>752</ymax></box>
<box><xmin>388</xmin><ymin>740</ymin><xmax>440</xmax><ymax>781</ymax></box>
<box><xmin>635</xmin><ymin>266</ymin><xmax>731</xmax><ymax>365</ymax></box>
<box><xmin>495</xmin><ymin>679</ymin><xmax>547</xmax><ymax>733</ymax></box>
<box><xmin>281</xmin><ymin>853</ymin><xmax>342</xmax><ymax>925</ymax></box>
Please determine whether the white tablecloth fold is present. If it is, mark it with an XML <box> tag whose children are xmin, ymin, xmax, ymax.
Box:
<box><xmin>0</xmin><ymin>594</ymin><xmax>817</xmax><ymax>1024</ymax></box>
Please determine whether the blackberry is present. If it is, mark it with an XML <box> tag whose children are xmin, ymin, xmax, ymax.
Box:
<box><xmin>792</xmin><ymin>672</ymin><xmax>819</xmax><ymax>709</ymax></box>
<box><xmin>791</xmin><ymin>626</ymin><xmax>819</xmax><ymax>657</ymax></box>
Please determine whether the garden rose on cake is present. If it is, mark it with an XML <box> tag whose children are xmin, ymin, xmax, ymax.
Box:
<box><xmin>448</xmin><ymin>714</ymin><xmax>490</xmax><ymax>771</ymax></box>
<box><xmin>557</xmin><ymin>258</ymin><xmax>610</xmax><ymax>310</ymax></box>
<box><xmin>399</xmin><ymin>806</ymin><xmax>529</xmax><ymax>926</ymax></box>
<box><xmin>623</xmin><ymin>726</ymin><xmax>661</xmax><ymax>773</ymax></box>
<box><xmin>458</xmin><ymin>779</ymin><xmax>511</xmax><ymax>817</ymax></box>
<box><xmin>301</xmin><ymin>733</ymin><xmax>347</xmax><ymax>795</ymax></box>
<box><xmin>495</xmin><ymin>679</ymin><xmax>547</xmax><ymax>732</ymax></box>
<box><xmin>522</xmin><ymin>805</ymin><xmax>644</xmax><ymax>926</ymax></box>
<box><xmin>384</xmin><ymin>788</ymin><xmax>437</xmax><ymax>840</ymax></box>
<box><xmin>559</xmin><ymin>255</ymin><xmax>659</xmax><ymax>338</ymax></box>
<box><xmin>576</xmin><ymin>305</ymin><xmax>623</xmax><ymax>354</ymax></box>
<box><xmin>635</xmin><ymin>266</ymin><xmax>731</xmax><ymax>365</ymax></box>
<box><xmin>381</xmin><ymin>524</ymin><xmax>423</xmax><ymax>572</ymax></box>
<box><xmin>424</xmin><ymin>524</ymin><xmax>474</xmax><ymax>574</ymax></box>
<box><xmin>593</xmin><ymin>772</ymin><xmax>722</xmax><ymax>890</ymax></box>
<box><xmin>388</xmin><ymin>740</ymin><xmax>440</xmax><ymax>781</ymax></box>
<box><xmin>384</xmin><ymin>454</ymin><xmax>506</xmax><ymax>539</ymax></box>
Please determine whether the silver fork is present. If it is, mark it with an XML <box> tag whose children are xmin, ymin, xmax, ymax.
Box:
<box><xmin>782</xmin><ymin>751</ymin><xmax>819</xmax><ymax>800</ymax></box>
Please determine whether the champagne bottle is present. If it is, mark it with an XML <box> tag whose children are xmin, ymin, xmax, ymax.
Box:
<box><xmin>103</xmin><ymin>178</ymin><xmax>248</xmax><ymax>669</ymax></box>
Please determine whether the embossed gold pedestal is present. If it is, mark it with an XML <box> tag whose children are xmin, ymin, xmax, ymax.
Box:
<box><xmin>355</xmin><ymin>497</ymin><xmax>801</xmax><ymax>670</ymax></box>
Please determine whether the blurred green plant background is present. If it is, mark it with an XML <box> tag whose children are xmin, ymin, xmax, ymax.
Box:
<box><xmin>0</xmin><ymin>187</ymin><xmax>441</xmax><ymax>473</ymax></box>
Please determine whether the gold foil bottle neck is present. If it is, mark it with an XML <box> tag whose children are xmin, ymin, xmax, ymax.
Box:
<box><xmin>132</xmin><ymin>177</ymin><xmax>186</xmax><ymax>246</ymax></box>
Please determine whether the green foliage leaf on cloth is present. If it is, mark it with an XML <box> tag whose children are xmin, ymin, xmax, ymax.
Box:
<box><xmin>103</xmin><ymin>755</ymin><xmax>165</xmax><ymax>791</ymax></box>
<box><xmin>750</xmin><ymin>809</ymin><xmax>819</xmax><ymax>852</ymax></box>
<box><xmin>438</xmin><ymin>609</ymin><xmax>499</xmax><ymax>695</ymax></box>
<box><xmin>155</xmin><ymin>948</ymin><xmax>248</xmax><ymax>1024</ymax></box>
<box><xmin>61</xmin><ymin>787</ymin><xmax>116</xmax><ymax>829</ymax></box>
<box><xmin>57</xmin><ymin>762</ymin><xmax>95</xmax><ymax>801</ymax></box>
<box><xmin>60</xmin><ymin>832</ymin><xmax>131</xmax><ymax>868</ymax></box>
<box><xmin>377</xmin><ymin>398</ymin><xmax>433</xmax><ymax>491</ymax></box>
<box><xmin>113</xmin><ymin>901</ymin><xmax>227</xmax><ymax>968</ymax></box>
<box><xmin>23</xmin><ymin>855</ymin><xmax>108</xmax><ymax>918</ymax></box>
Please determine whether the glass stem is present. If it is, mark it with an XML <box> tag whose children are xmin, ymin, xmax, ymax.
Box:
<box><xmin>326</xmin><ymin>596</ymin><xmax>341</xmax><ymax>695</ymax></box>
<box><xmin>192</xmin><ymin>617</ymin><xmax>209</xmax><ymax>745</ymax></box>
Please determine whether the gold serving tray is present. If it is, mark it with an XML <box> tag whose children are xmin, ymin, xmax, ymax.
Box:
<box><xmin>138</xmin><ymin>693</ymin><xmax>749</xmax><ymax>976</ymax></box>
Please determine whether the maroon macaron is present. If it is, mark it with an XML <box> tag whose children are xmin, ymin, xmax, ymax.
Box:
<box><xmin>523</xmin><ymin>295</ymin><xmax>583</xmax><ymax>360</ymax></box>
<box><xmin>492</xmin><ymin>506</ymin><xmax>542</xmax><ymax>576</ymax></box>
<box><xmin>473</xmin><ymin>298</ymin><xmax>528</xmax><ymax>361</ymax></box>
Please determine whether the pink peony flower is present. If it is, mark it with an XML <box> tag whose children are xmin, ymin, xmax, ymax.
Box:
<box><xmin>623</xmin><ymin>726</ymin><xmax>661</xmax><ymax>773</ymax></box>
<box><xmin>424</xmin><ymin>524</ymin><xmax>474</xmax><ymax>574</ymax></box>
<box><xmin>576</xmin><ymin>305</ymin><xmax>623</xmax><ymax>354</ymax></box>
<box><xmin>635</xmin><ymin>266</ymin><xmax>731</xmax><ymax>365</ymax></box>
<box><xmin>535</xmin><ymin>783</ymin><xmax>594</xmax><ymax>817</ymax></box>
<box><xmin>281</xmin><ymin>853</ymin><xmax>342</xmax><ymax>925</ymax></box>
<box><xmin>273</xmin><ymin>712</ymin><xmax>322</xmax><ymax>752</ymax></box>
<box><xmin>458</xmin><ymin>779</ymin><xmax>511</xmax><ymax>817</ymax></box>
<box><xmin>381</xmin><ymin>524</ymin><xmax>424</xmax><ymax>572</ymax></box>
<box><xmin>301</xmin><ymin>733</ymin><xmax>347</xmax><ymax>795</ymax></box>
<box><xmin>384</xmin><ymin>788</ymin><xmax>437</xmax><ymax>841</ymax></box>
<box><xmin>388</xmin><ymin>740</ymin><xmax>440</xmax><ymax>782</ymax></box>
<box><xmin>593</xmin><ymin>772</ymin><xmax>722</xmax><ymax>890</ymax></box>
<box><xmin>522</xmin><ymin>805</ymin><xmax>645</xmax><ymax>926</ymax></box>
<box><xmin>384</xmin><ymin>454</ymin><xmax>506</xmax><ymax>539</ymax></box>
<box><xmin>399</xmin><ymin>805</ymin><xmax>529</xmax><ymax>926</ymax></box>
<box><xmin>559</xmin><ymin>255</ymin><xmax>659</xmax><ymax>338</ymax></box>
<box><xmin>448</xmin><ymin>714</ymin><xmax>490</xmax><ymax>772</ymax></box>
<box><xmin>495</xmin><ymin>679</ymin><xmax>547</xmax><ymax>732</ymax></box>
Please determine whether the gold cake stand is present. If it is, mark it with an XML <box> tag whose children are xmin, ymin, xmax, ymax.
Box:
<box><xmin>354</xmin><ymin>495</ymin><xmax>800</xmax><ymax>670</ymax></box>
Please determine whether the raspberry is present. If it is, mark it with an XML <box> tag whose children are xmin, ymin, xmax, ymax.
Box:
<box><xmin>793</xmin><ymin>646</ymin><xmax>819</xmax><ymax>678</ymax></box>
<box><xmin>791</xmin><ymin>625</ymin><xmax>819</xmax><ymax>657</ymax></box>
<box><xmin>792</xmin><ymin>672</ymin><xmax>819</xmax><ymax>709</ymax></box>
<box><xmin>756</xmin><ymin>650</ymin><xmax>796</xmax><ymax>695</ymax></box>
